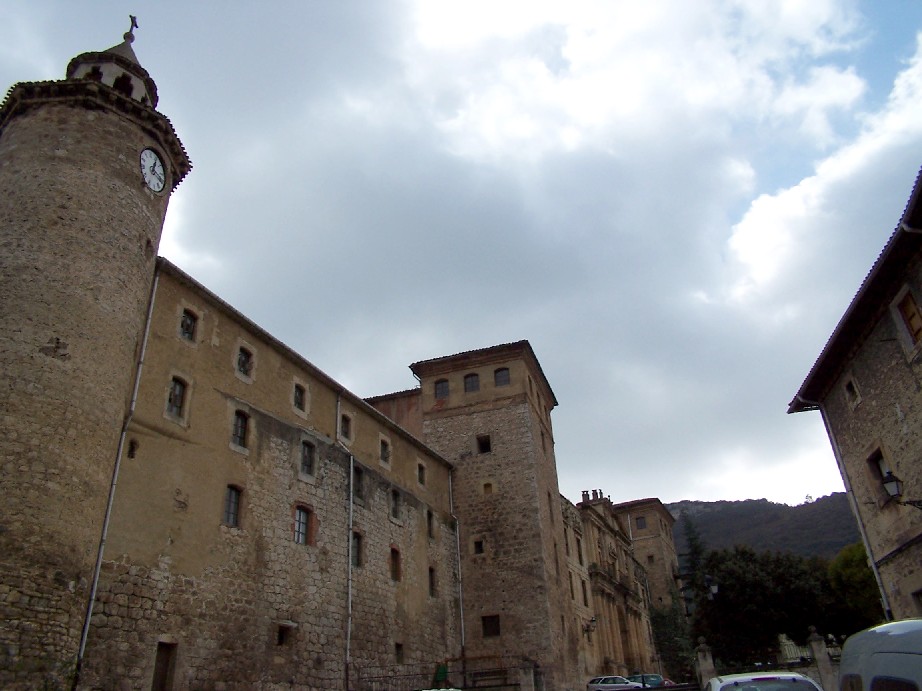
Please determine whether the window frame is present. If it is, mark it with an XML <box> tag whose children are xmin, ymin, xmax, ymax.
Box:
<box><xmin>493</xmin><ymin>367</ymin><xmax>510</xmax><ymax>387</ymax></box>
<box><xmin>434</xmin><ymin>379</ymin><xmax>449</xmax><ymax>400</ymax></box>
<box><xmin>293</xmin><ymin>505</ymin><xmax>313</xmax><ymax>546</ymax></box>
<box><xmin>481</xmin><ymin>614</ymin><xmax>501</xmax><ymax>638</ymax></box>
<box><xmin>464</xmin><ymin>372</ymin><xmax>480</xmax><ymax>393</ymax></box>
<box><xmin>166</xmin><ymin>376</ymin><xmax>187</xmax><ymax>418</ymax></box>
<box><xmin>390</xmin><ymin>546</ymin><xmax>402</xmax><ymax>581</ymax></box>
<box><xmin>223</xmin><ymin>485</ymin><xmax>242</xmax><ymax>527</ymax></box>
<box><xmin>231</xmin><ymin>410</ymin><xmax>249</xmax><ymax>449</ymax></box>
<box><xmin>236</xmin><ymin>346</ymin><xmax>254</xmax><ymax>378</ymax></box>
<box><xmin>179</xmin><ymin>308</ymin><xmax>198</xmax><ymax>342</ymax></box>
<box><xmin>299</xmin><ymin>440</ymin><xmax>316</xmax><ymax>476</ymax></box>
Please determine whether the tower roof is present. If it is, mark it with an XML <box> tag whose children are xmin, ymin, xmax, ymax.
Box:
<box><xmin>65</xmin><ymin>16</ymin><xmax>159</xmax><ymax>107</ymax></box>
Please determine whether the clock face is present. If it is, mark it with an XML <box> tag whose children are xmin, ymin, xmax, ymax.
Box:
<box><xmin>140</xmin><ymin>148</ymin><xmax>166</xmax><ymax>193</ymax></box>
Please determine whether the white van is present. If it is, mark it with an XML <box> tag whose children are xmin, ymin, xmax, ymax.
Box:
<box><xmin>839</xmin><ymin>618</ymin><xmax>922</xmax><ymax>691</ymax></box>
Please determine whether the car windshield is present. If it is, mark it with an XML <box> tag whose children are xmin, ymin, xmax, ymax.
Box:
<box><xmin>720</xmin><ymin>678</ymin><xmax>817</xmax><ymax>691</ymax></box>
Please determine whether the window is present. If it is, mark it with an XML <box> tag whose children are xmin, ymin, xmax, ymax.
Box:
<box><xmin>231</xmin><ymin>411</ymin><xmax>249</xmax><ymax>448</ymax></box>
<box><xmin>166</xmin><ymin>377</ymin><xmax>186</xmax><ymax>417</ymax></box>
<box><xmin>494</xmin><ymin>367</ymin><xmax>510</xmax><ymax>386</ymax></box>
<box><xmin>481</xmin><ymin>615</ymin><xmax>500</xmax><ymax>638</ymax></box>
<box><xmin>897</xmin><ymin>290</ymin><xmax>922</xmax><ymax>345</ymax></box>
<box><xmin>477</xmin><ymin>435</ymin><xmax>492</xmax><ymax>453</ymax></box>
<box><xmin>473</xmin><ymin>539</ymin><xmax>484</xmax><ymax>554</ymax></box>
<box><xmin>380</xmin><ymin>439</ymin><xmax>391</xmax><ymax>465</ymax></box>
<box><xmin>569</xmin><ymin>573</ymin><xmax>574</xmax><ymax>600</ymax></box>
<box><xmin>395</xmin><ymin>643</ymin><xmax>404</xmax><ymax>664</ymax></box>
<box><xmin>152</xmin><ymin>642</ymin><xmax>178</xmax><ymax>691</ymax></box>
<box><xmin>277</xmin><ymin>625</ymin><xmax>293</xmax><ymax>646</ymax></box>
<box><xmin>300</xmin><ymin>441</ymin><xmax>315</xmax><ymax>475</ymax></box>
<box><xmin>294</xmin><ymin>506</ymin><xmax>313</xmax><ymax>545</ymax></box>
<box><xmin>224</xmin><ymin>486</ymin><xmax>241</xmax><ymax>527</ymax></box>
<box><xmin>390</xmin><ymin>547</ymin><xmax>401</xmax><ymax>581</ymax></box>
<box><xmin>483</xmin><ymin>482</ymin><xmax>493</xmax><ymax>495</ymax></box>
<box><xmin>434</xmin><ymin>379</ymin><xmax>449</xmax><ymax>399</ymax></box>
<box><xmin>417</xmin><ymin>462</ymin><xmax>426</xmax><ymax>485</ymax></box>
<box><xmin>352</xmin><ymin>465</ymin><xmax>364</xmax><ymax>501</ymax></box>
<box><xmin>293</xmin><ymin>383</ymin><xmax>305</xmax><ymax>411</ymax></box>
<box><xmin>391</xmin><ymin>489</ymin><xmax>401</xmax><ymax>519</ymax></box>
<box><xmin>636</xmin><ymin>516</ymin><xmax>647</xmax><ymax>530</ymax></box>
<box><xmin>428</xmin><ymin>566</ymin><xmax>437</xmax><ymax>596</ymax></box>
<box><xmin>340</xmin><ymin>413</ymin><xmax>352</xmax><ymax>441</ymax></box>
<box><xmin>581</xmin><ymin>579</ymin><xmax>589</xmax><ymax>606</ymax></box>
<box><xmin>179</xmin><ymin>309</ymin><xmax>197</xmax><ymax>341</ymax></box>
<box><xmin>844</xmin><ymin>377</ymin><xmax>861</xmax><ymax>408</ymax></box>
<box><xmin>351</xmin><ymin>531</ymin><xmax>363</xmax><ymax>568</ymax></box>
<box><xmin>237</xmin><ymin>347</ymin><xmax>253</xmax><ymax>377</ymax></box>
<box><xmin>426</xmin><ymin>509</ymin><xmax>434</xmax><ymax>539</ymax></box>
<box><xmin>576</xmin><ymin>537</ymin><xmax>584</xmax><ymax>565</ymax></box>
<box><xmin>464</xmin><ymin>373</ymin><xmax>480</xmax><ymax>393</ymax></box>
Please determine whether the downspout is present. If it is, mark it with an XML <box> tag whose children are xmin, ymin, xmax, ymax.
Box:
<box><xmin>450</xmin><ymin>468</ymin><xmax>466</xmax><ymax>668</ymax></box>
<box><xmin>794</xmin><ymin>394</ymin><xmax>893</xmax><ymax>620</ymax></box>
<box><xmin>337</xmin><ymin>392</ymin><xmax>355</xmax><ymax>690</ymax></box>
<box><xmin>74</xmin><ymin>269</ymin><xmax>160</xmax><ymax>687</ymax></box>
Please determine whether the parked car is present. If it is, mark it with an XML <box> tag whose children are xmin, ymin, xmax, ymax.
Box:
<box><xmin>703</xmin><ymin>671</ymin><xmax>822</xmax><ymax>691</ymax></box>
<box><xmin>588</xmin><ymin>675</ymin><xmax>645</xmax><ymax>690</ymax></box>
<box><xmin>839</xmin><ymin>618</ymin><xmax>922</xmax><ymax>691</ymax></box>
<box><xmin>628</xmin><ymin>674</ymin><xmax>665</xmax><ymax>687</ymax></box>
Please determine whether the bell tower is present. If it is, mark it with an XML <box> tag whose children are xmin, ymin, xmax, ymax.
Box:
<box><xmin>0</xmin><ymin>18</ymin><xmax>190</xmax><ymax>686</ymax></box>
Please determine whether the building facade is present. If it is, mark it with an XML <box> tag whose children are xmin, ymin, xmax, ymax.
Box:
<box><xmin>789</xmin><ymin>170</ymin><xmax>922</xmax><ymax>621</ymax></box>
<box><xmin>0</xmin><ymin>28</ymin><xmax>666</xmax><ymax>690</ymax></box>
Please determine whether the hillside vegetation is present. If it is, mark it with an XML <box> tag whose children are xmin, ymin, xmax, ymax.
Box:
<box><xmin>668</xmin><ymin>492</ymin><xmax>859</xmax><ymax>559</ymax></box>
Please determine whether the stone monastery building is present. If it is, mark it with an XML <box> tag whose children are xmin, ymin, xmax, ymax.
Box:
<box><xmin>0</xmin><ymin>25</ymin><xmax>671</xmax><ymax>690</ymax></box>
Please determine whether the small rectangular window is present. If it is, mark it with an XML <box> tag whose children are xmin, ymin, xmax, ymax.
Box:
<box><xmin>380</xmin><ymin>439</ymin><xmax>391</xmax><ymax>464</ymax></box>
<box><xmin>224</xmin><ymin>486</ymin><xmax>241</xmax><ymax>527</ymax></box>
<box><xmin>494</xmin><ymin>367</ymin><xmax>510</xmax><ymax>386</ymax></box>
<box><xmin>474</xmin><ymin>539</ymin><xmax>484</xmax><ymax>554</ymax></box>
<box><xmin>395</xmin><ymin>642</ymin><xmax>404</xmax><ymax>664</ymax></box>
<box><xmin>481</xmin><ymin>614</ymin><xmax>500</xmax><ymax>637</ymax></box>
<box><xmin>294</xmin><ymin>506</ymin><xmax>311</xmax><ymax>545</ymax></box>
<box><xmin>351</xmin><ymin>531</ymin><xmax>363</xmax><ymax>568</ymax></box>
<box><xmin>581</xmin><ymin>579</ymin><xmax>589</xmax><ymax>606</ymax></box>
<box><xmin>179</xmin><ymin>309</ymin><xmax>197</xmax><ymax>341</ymax></box>
<box><xmin>428</xmin><ymin>566</ymin><xmax>437</xmax><ymax>597</ymax></box>
<box><xmin>167</xmin><ymin>377</ymin><xmax>186</xmax><ymax>417</ymax></box>
<box><xmin>464</xmin><ymin>373</ymin><xmax>480</xmax><ymax>392</ymax></box>
<box><xmin>897</xmin><ymin>291</ymin><xmax>922</xmax><ymax>344</ymax></box>
<box><xmin>237</xmin><ymin>347</ymin><xmax>253</xmax><ymax>376</ymax></box>
<box><xmin>232</xmin><ymin>411</ymin><xmax>249</xmax><ymax>448</ymax></box>
<box><xmin>636</xmin><ymin>516</ymin><xmax>647</xmax><ymax>530</ymax></box>
<box><xmin>391</xmin><ymin>489</ymin><xmax>401</xmax><ymax>519</ymax></box>
<box><xmin>293</xmin><ymin>383</ymin><xmax>305</xmax><ymax>411</ymax></box>
<box><xmin>576</xmin><ymin>537</ymin><xmax>583</xmax><ymax>565</ymax></box>
<box><xmin>417</xmin><ymin>462</ymin><xmax>426</xmax><ymax>485</ymax></box>
<box><xmin>352</xmin><ymin>465</ymin><xmax>364</xmax><ymax>501</ymax></box>
<box><xmin>300</xmin><ymin>441</ymin><xmax>315</xmax><ymax>475</ymax></box>
<box><xmin>426</xmin><ymin>509</ymin><xmax>434</xmax><ymax>539</ymax></box>
<box><xmin>477</xmin><ymin>435</ymin><xmax>492</xmax><ymax>454</ymax></box>
<box><xmin>434</xmin><ymin>379</ymin><xmax>449</xmax><ymax>399</ymax></box>
<box><xmin>340</xmin><ymin>414</ymin><xmax>352</xmax><ymax>441</ymax></box>
<box><xmin>390</xmin><ymin>547</ymin><xmax>401</xmax><ymax>581</ymax></box>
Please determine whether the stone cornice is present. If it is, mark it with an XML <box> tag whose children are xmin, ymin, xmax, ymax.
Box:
<box><xmin>0</xmin><ymin>78</ymin><xmax>191</xmax><ymax>190</ymax></box>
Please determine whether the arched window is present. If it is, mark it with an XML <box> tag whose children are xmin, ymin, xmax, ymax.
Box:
<box><xmin>494</xmin><ymin>367</ymin><xmax>510</xmax><ymax>386</ymax></box>
<box><xmin>464</xmin><ymin>373</ymin><xmax>480</xmax><ymax>393</ymax></box>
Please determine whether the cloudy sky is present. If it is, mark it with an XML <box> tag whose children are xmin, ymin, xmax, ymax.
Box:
<box><xmin>4</xmin><ymin>1</ymin><xmax>922</xmax><ymax>507</ymax></box>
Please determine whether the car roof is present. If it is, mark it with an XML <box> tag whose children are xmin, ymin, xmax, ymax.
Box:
<box><xmin>710</xmin><ymin>672</ymin><xmax>813</xmax><ymax>683</ymax></box>
<box><xmin>842</xmin><ymin>618</ymin><xmax>922</xmax><ymax>657</ymax></box>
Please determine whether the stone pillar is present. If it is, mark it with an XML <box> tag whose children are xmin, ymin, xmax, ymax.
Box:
<box><xmin>807</xmin><ymin>626</ymin><xmax>837</xmax><ymax>691</ymax></box>
<box><xmin>696</xmin><ymin>638</ymin><xmax>716</xmax><ymax>688</ymax></box>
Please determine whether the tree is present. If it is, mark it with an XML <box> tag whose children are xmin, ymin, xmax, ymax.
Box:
<box><xmin>650</xmin><ymin>593</ymin><xmax>694</xmax><ymax>681</ymax></box>
<box><xmin>825</xmin><ymin>542</ymin><xmax>884</xmax><ymax>634</ymax></box>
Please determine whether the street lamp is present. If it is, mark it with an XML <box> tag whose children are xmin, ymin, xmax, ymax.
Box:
<box><xmin>881</xmin><ymin>471</ymin><xmax>922</xmax><ymax>510</ymax></box>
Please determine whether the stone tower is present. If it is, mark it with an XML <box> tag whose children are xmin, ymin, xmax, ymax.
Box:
<box><xmin>0</xmin><ymin>20</ymin><xmax>190</xmax><ymax>686</ymax></box>
<box><xmin>409</xmin><ymin>341</ymin><xmax>579</xmax><ymax>689</ymax></box>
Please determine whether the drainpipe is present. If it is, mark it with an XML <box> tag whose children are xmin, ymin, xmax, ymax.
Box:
<box><xmin>73</xmin><ymin>269</ymin><xmax>160</xmax><ymax>688</ymax></box>
<box><xmin>794</xmin><ymin>394</ymin><xmax>893</xmax><ymax>620</ymax></box>
<box><xmin>336</xmin><ymin>392</ymin><xmax>355</xmax><ymax>690</ymax></box>
<box><xmin>450</xmin><ymin>468</ymin><xmax>466</xmax><ymax>675</ymax></box>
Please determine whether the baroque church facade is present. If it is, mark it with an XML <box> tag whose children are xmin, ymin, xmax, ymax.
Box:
<box><xmin>0</xmin><ymin>27</ymin><xmax>666</xmax><ymax>690</ymax></box>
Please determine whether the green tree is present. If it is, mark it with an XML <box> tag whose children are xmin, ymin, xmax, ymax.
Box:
<box><xmin>825</xmin><ymin>542</ymin><xmax>884</xmax><ymax>634</ymax></box>
<box><xmin>650</xmin><ymin>593</ymin><xmax>694</xmax><ymax>681</ymax></box>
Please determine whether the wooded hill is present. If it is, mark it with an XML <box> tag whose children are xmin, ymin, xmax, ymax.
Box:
<box><xmin>668</xmin><ymin>492</ymin><xmax>860</xmax><ymax>560</ymax></box>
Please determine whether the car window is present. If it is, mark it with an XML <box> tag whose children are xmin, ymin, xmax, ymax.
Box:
<box><xmin>721</xmin><ymin>681</ymin><xmax>819</xmax><ymax>691</ymax></box>
<box><xmin>871</xmin><ymin>679</ymin><xmax>918</xmax><ymax>691</ymax></box>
